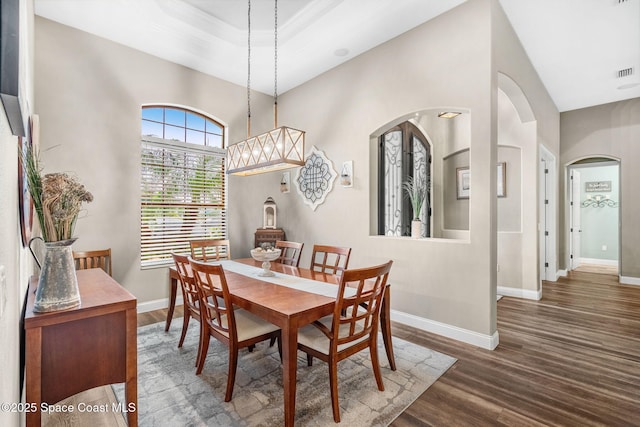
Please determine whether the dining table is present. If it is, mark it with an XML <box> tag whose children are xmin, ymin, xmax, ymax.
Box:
<box><xmin>167</xmin><ymin>258</ymin><xmax>396</xmax><ymax>426</ymax></box>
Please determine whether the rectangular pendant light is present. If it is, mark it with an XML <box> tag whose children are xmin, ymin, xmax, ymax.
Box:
<box><xmin>226</xmin><ymin>126</ymin><xmax>305</xmax><ymax>176</ymax></box>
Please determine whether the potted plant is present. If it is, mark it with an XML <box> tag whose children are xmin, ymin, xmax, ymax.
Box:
<box><xmin>403</xmin><ymin>174</ymin><xmax>429</xmax><ymax>238</ymax></box>
<box><xmin>22</xmin><ymin>143</ymin><xmax>93</xmax><ymax>312</ymax></box>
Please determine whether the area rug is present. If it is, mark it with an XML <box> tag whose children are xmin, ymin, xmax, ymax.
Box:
<box><xmin>114</xmin><ymin>321</ymin><xmax>456</xmax><ymax>426</ymax></box>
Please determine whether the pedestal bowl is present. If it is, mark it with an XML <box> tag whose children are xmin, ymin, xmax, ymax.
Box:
<box><xmin>250</xmin><ymin>248</ymin><xmax>282</xmax><ymax>277</ymax></box>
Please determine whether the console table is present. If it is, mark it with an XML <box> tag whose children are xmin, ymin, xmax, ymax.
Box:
<box><xmin>254</xmin><ymin>227</ymin><xmax>285</xmax><ymax>248</ymax></box>
<box><xmin>24</xmin><ymin>269</ymin><xmax>137</xmax><ymax>427</ymax></box>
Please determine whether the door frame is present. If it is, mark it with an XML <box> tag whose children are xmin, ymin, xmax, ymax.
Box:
<box><xmin>566</xmin><ymin>158</ymin><xmax>621</xmax><ymax>273</ymax></box>
<box><xmin>539</xmin><ymin>145</ymin><xmax>557</xmax><ymax>282</ymax></box>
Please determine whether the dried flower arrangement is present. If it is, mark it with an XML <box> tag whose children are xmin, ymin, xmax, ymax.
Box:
<box><xmin>22</xmin><ymin>144</ymin><xmax>93</xmax><ymax>242</ymax></box>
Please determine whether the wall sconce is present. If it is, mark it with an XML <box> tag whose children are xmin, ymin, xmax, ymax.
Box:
<box><xmin>280</xmin><ymin>171</ymin><xmax>290</xmax><ymax>193</ymax></box>
<box><xmin>581</xmin><ymin>194</ymin><xmax>618</xmax><ymax>208</ymax></box>
<box><xmin>340</xmin><ymin>161</ymin><xmax>353</xmax><ymax>188</ymax></box>
<box><xmin>437</xmin><ymin>111</ymin><xmax>461</xmax><ymax>119</ymax></box>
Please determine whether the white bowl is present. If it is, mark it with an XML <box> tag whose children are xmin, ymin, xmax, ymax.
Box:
<box><xmin>250</xmin><ymin>248</ymin><xmax>282</xmax><ymax>262</ymax></box>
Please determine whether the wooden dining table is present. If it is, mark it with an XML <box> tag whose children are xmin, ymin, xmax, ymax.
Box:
<box><xmin>167</xmin><ymin>258</ymin><xmax>396</xmax><ymax>426</ymax></box>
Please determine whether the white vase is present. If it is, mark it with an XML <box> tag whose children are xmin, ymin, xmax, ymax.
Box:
<box><xmin>411</xmin><ymin>219</ymin><xmax>422</xmax><ymax>238</ymax></box>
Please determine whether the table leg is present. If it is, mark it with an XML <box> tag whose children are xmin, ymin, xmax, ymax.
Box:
<box><xmin>125</xmin><ymin>307</ymin><xmax>138</xmax><ymax>427</ymax></box>
<box><xmin>25</xmin><ymin>327</ymin><xmax>42</xmax><ymax>427</ymax></box>
<box><xmin>281</xmin><ymin>322</ymin><xmax>298</xmax><ymax>427</ymax></box>
<box><xmin>381</xmin><ymin>285</ymin><xmax>396</xmax><ymax>371</ymax></box>
<box><xmin>165</xmin><ymin>275</ymin><xmax>177</xmax><ymax>331</ymax></box>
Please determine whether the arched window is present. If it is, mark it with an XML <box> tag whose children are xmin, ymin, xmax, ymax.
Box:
<box><xmin>140</xmin><ymin>106</ymin><xmax>226</xmax><ymax>267</ymax></box>
<box><xmin>378</xmin><ymin>121</ymin><xmax>431</xmax><ymax>237</ymax></box>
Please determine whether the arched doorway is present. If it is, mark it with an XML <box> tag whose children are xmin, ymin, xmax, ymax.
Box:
<box><xmin>496</xmin><ymin>73</ymin><xmax>544</xmax><ymax>299</ymax></box>
<box><xmin>566</xmin><ymin>157</ymin><xmax>620</xmax><ymax>276</ymax></box>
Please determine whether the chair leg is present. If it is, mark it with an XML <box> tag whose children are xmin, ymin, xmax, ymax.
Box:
<box><xmin>269</xmin><ymin>336</ymin><xmax>277</xmax><ymax>347</ymax></box>
<box><xmin>225</xmin><ymin>346</ymin><xmax>239</xmax><ymax>402</ymax></box>
<box><xmin>195</xmin><ymin>321</ymin><xmax>204</xmax><ymax>367</ymax></box>
<box><xmin>196</xmin><ymin>333</ymin><xmax>210</xmax><ymax>375</ymax></box>
<box><xmin>370</xmin><ymin>342</ymin><xmax>385</xmax><ymax>391</ymax></box>
<box><xmin>248</xmin><ymin>344</ymin><xmax>255</xmax><ymax>353</ymax></box>
<box><xmin>306</xmin><ymin>353</ymin><xmax>313</xmax><ymax>367</ymax></box>
<box><xmin>329</xmin><ymin>358</ymin><xmax>341</xmax><ymax>423</ymax></box>
<box><xmin>178</xmin><ymin>312</ymin><xmax>190</xmax><ymax>348</ymax></box>
<box><xmin>276</xmin><ymin>334</ymin><xmax>282</xmax><ymax>362</ymax></box>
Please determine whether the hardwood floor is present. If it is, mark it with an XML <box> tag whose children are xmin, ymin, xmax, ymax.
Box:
<box><xmin>58</xmin><ymin>269</ymin><xmax>639</xmax><ymax>426</ymax></box>
<box><xmin>574</xmin><ymin>263</ymin><xmax>619</xmax><ymax>275</ymax></box>
<box><xmin>392</xmin><ymin>270</ymin><xmax>640</xmax><ymax>426</ymax></box>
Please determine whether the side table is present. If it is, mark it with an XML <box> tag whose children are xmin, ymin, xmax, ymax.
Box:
<box><xmin>254</xmin><ymin>228</ymin><xmax>286</xmax><ymax>248</ymax></box>
<box><xmin>24</xmin><ymin>269</ymin><xmax>137</xmax><ymax>427</ymax></box>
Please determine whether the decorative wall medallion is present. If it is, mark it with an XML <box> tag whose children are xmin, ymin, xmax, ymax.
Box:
<box><xmin>295</xmin><ymin>146</ymin><xmax>337</xmax><ymax>211</ymax></box>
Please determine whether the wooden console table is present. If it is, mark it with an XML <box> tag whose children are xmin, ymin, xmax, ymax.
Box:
<box><xmin>24</xmin><ymin>269</ymin><xmax>137</xmax><ymax>427</ymax></box>
<box><xmin>254</xmin><ymin>227</ymin><xmax>285</xmax><ymax>248</ymax></box>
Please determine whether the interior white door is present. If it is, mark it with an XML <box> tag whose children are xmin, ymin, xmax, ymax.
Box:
<box><xmin>570</xmin><ymin>169</ymin><xmax>581</xmax><ymax>270</ymax></box>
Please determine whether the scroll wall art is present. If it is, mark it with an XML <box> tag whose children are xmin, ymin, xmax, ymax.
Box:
<box><xmin>295</xmin><ymin>146</ymin><xmax>337</xmax><ymax>211</ymax></box>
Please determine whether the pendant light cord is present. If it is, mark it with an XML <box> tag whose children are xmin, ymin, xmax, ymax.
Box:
<box><xmin>247</xmin><ymin>0</ymin><xmax>252</xmax><ymax>137</ymax></box>
<box><xmin>273</xmin><ymin>0</ymin><xmax>278</xmax><ymax>128</ymax></box>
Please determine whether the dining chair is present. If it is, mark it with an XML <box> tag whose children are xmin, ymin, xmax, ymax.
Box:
<box><xmin>189</xmin><ymin>238</ymin><xmax>231</xmax><ymax>262</ymax></box>
<box><xmin>297</xmin><ymin>260</ymin><xmax>393</xmax><ymax>423</ymax></box>
<box><xmin>172</xmin><ymin>253</ymin><xmax>203</xmax><ymax>366</ymax></box>
<box><xmin>310</xmin><ymin>244</ymin><xmax>351</xmax><ymax>275</ymax></box>
<box><xmin>73</xmin><ymin>248</ymin><xmax>112</xmax><ymax>276</ymax></box>
<box><xmin>275</xmin><ymin>240</ymin><xmax>304</xmax><ymax>267</ymax></box>
<box><xmin>189</xmin><ymin>258</ymin><xmax>281</xmax><ymax>402</ymax></box>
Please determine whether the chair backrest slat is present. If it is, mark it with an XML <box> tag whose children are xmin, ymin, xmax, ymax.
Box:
<box><xmin>332</xmin><ymin>261</ymin><xmax>392</xmax><ymax>348</ymax></box>
<box><xmin>190</xmin><ymin>239</ymin><xmax>231</xmax><ymax>262</ymax></box>
<box><xmin>172</xmin><ymin>253</ymin><xmax>201</xmax><ymax>313</ymax></box>
<box><xmin>189</xmin><ymin>259</ymin><xmax>235</xmax><ymax>339</ymax></box>
<box><xmin>73</xmin><ymin>248</ymin><xmax>112</xmax><ymax>276</ymax></box>
<box><xmin>310</xmin><ymin>245</ymin><xmax>351</xmax><ymax>275</ymax></box>
<box><xmin>275</xmin><ymin>240</ymin><xmax>304</xmax><ymax>267</ymax></box>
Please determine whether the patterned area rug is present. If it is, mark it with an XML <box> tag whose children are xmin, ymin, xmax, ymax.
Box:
<box><xmin>114</xmin><ymin>321</ymin><xmax>456</xmax><ymax>426</ymax></box>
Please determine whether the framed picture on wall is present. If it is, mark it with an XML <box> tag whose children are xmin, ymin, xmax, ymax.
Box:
<box><xmin>456</xmin><ymin>167</ymin><xmax>470</xmax><ymax>199</ymax></box>
<box><xmin>497</xmin><ymin>162</ymin><xmax>507</xmax><ymax>197</ymax></box>
<box><xmin>457</xmin><ymin>163</ymin><xmax>507</xmax><ymax>200</ymax></box>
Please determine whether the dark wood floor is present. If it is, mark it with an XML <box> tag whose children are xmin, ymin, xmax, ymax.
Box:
<box><xmin>139</xmin><ymin>269</ymin><xmax>640</xmax><ymax>426</ymax></box>
<box><xmin>392</xmin><ymin>270</ymin><xmax>640</xmax><ymax>426</ymax></box>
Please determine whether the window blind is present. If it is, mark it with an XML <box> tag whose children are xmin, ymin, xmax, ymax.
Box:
<box><xmin>141</xmin><ymin>137</ymin><xmax>226</xmax><ymax>268</ymax></box>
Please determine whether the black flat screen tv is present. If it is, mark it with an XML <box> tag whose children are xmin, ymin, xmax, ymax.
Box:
<box><xmin>1</xmin><ymin>0</ymin><xmax>25</xmax><ymax>137</ymax></box>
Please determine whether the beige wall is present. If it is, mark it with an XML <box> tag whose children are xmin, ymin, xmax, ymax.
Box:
<box><xmin>32</xmin><ymin>0</ymin><xmax>559</xmax><ymax>349</ymax></box>
<box><xmin>34</xmin><ymin>16</ymin><xmax>274</xmax><ymax>304</ymax></box>
<box><xmin>560</xmin><ymin>98</ymin><xmax>640</xmax><ymax>278</ymax></box>
<box><xmin>493</xmin><ymin>1</ymin><xmax>560</xmax><ymax>297</ymax></box>
<box><xmin>229</xmin><ymin>0</ymin><xmax>555</xmax><ymax>344</ymax></box>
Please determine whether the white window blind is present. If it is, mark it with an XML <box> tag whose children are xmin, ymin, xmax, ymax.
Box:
<box><xmin>141</xmin><ymin>137</ymin><xmax>226</xmax><ymax>268</ymax></box>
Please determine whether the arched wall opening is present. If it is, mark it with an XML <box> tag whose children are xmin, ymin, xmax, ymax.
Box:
<box><xmin>496</xmin><ymin>73</ymin><xmax>543</xmax><ymax>299</ymax></box>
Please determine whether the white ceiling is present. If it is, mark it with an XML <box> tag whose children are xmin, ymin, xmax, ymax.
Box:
<box><xmin>35</xmin><ymin>0</ymin><xmax>640</xmax><ymax>112</ymax></box>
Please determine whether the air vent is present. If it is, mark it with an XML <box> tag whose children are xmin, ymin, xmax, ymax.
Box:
<box><xmin>617</xmin><ymin>67</ymin><xmax>634</xmax><ymax>78</ymax></box>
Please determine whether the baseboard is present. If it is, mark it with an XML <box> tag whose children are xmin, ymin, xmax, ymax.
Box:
<box><xmin>137</xmin><ymin>295</ymin><xmax>183</xmax><ymax>314</ymax></box>
<box><xmin>557</xmin><ymin>269</ymin><xmax>567</xmax><ymax>278</ymax></box>
<box><xmin>390</xmin><ymin>309</ymin><xmax>499</xmax><ymax>350</ymax></box>
<box><xmin>620</xmin><ymin>276</ymin><xmax>640</xmax><ymax>286</ymax></box>
<box><xmin>579</xmin><ymin>257</ymin><xmax>618</xmax><ymax>267</ymax></box>
<box><xmin>497</xmin><ymin>286</ymin><xmax>542</xmax><ymax>300</ymax></box>
<box><xmin>141</xmin><ymin>296</ymin><xmax>502</xmax><ymax>349</ymax></box>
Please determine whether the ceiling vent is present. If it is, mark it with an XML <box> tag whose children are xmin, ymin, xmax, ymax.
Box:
<box><xmin>617</xmin><ymin>67</ymin><xmax>634</xmax><ymax>78</ymax></box>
